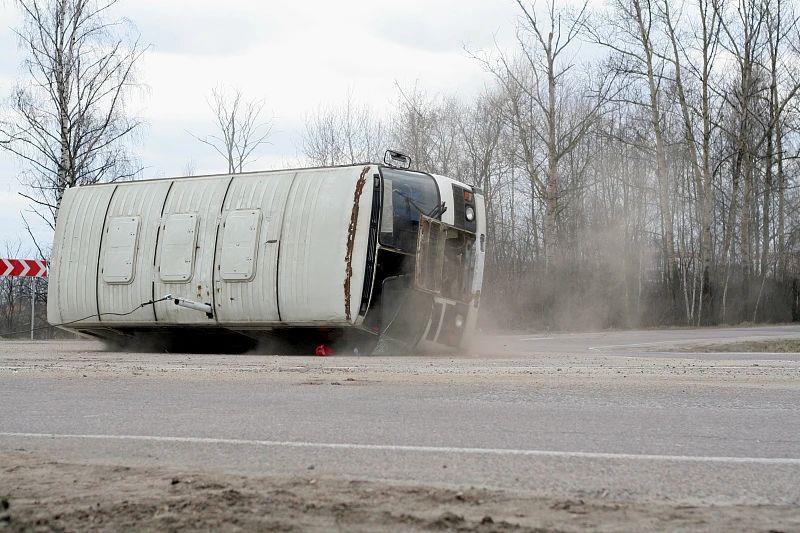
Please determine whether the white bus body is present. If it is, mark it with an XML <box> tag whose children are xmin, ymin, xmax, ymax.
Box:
<box><xmin>47</xmin><ymin>163</ymin><xmax>486</xmax><ymax>353</ymax></box>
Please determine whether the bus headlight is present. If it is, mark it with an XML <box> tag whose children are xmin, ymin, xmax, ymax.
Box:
<box><xmin>455</xmin><ymin>315</ymin><xmax>465</xmax><ymax>328</ymax></box>
<box><xmin>465</xmin><ymin>206</ymin><xmax>475</xmax><ymax>222</ymax></box>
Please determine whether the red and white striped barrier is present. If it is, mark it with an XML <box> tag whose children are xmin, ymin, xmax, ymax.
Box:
<box><xmin>0</xmin><ymin>258</ymin><xmax>48</xmax><ymax>278</ymax></box>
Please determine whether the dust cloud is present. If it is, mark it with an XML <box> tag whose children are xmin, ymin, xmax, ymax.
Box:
<box><xmin>479</xmin><ymin>223</ymin><xmax>666</xmax><ymax>334</ymax></box>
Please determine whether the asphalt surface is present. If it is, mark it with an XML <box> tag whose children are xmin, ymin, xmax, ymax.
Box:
<box><xmin>1</xmin><ymin>325</ymin><xmax>799</xmax><ymax>507</ymax></box>
<box><xmin>485</xmin><ymin>323</ymin><xmax>800</xmax><ymax>358</ymax></box>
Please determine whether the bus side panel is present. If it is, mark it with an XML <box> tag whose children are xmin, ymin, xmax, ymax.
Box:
<box><xmin>153</xmin><ymin>176</ymin><xmax>231</xmax><ymax>324</ymax></box>
<box><xmin>48</xmin><ymin>185</ymin><xmax>116</xmax><ymax>325</ymax></box>
<box><xmin>96</xmin><ymin>180</ymin><xmax>172</xmax><ymax>324</ymax></box>
<box><xmin>47</xmin><ymin>189</ymin><xmax>72</xmax><ymax>325</ymax></box>
<box><xmin>213</xmin><ymin>171</ymin><xmax>296</xmax><ymax>324</ymax></box>
<box><xmin>278</xmin><ymin>165</ymin><xmax>374</xmax><ymax>324</ymax></box>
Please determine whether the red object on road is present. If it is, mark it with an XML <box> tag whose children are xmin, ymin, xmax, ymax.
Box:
<box><xmin>315</xmin><ymin>344</ymin><xmax>333</xmax><ymax>356</ymax></box>
<box><xmin>0</xmin><ymin>258</ymin><xmax>48</xmax><ymax>278</ymax></box>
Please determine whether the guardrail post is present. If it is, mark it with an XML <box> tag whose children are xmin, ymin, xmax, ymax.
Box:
<box><xmin>30</xmin><ymin>277</ymin><xmax>36</xmax><ymax>340</ymax></box>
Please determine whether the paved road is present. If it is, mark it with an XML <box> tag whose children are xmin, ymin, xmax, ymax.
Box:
<box><xmin>482</xmin><ymin>323</ymin><xmax>800</xmax><ymax>358</ymax></box>
<box><xmin>1</xmin><ymin>325</ymin><xmax>799</xmax><ymax>507</ymax></box>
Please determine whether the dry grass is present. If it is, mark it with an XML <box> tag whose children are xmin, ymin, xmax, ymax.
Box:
<box><xmin>677</xmin><ymin>339</ymin><xmax>800</xmax><ymax>353</ymax></box>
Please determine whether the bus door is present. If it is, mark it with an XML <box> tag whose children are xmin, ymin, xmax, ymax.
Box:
<box><xmin>414</xmin><ymin>216</ymin><xmax>476</xmax><ymax>349</ymax></box>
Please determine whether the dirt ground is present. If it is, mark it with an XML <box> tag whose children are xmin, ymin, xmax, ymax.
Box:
<box><xmin>0</xmin><ymin>450</ymin><xmax>797</xmax><ymax>533</ymax></box>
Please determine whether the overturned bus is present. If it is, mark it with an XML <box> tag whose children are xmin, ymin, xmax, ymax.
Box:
<box><xmin>47</xmin><ymin>157</ymin><xmax>486</xmax><ymax>353</ymax></box>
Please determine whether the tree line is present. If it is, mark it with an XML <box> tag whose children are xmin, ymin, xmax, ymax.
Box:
<box><xmin>302</xmin><ymin>0</ymin><xmax>800</xmax><ymax>329</ymax></box>
<box><xmin>3</xmin><ymin>0</ymin><xmax>800</xmax><ymax>336</ymax></box>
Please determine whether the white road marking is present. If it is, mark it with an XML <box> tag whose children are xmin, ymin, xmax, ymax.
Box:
<box><xmin>2</xmin><ymin>432</ymin><xmax>799</xmax><ymax>465</ymax></box>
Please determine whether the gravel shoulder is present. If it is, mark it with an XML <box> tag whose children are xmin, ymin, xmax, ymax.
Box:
<box><xmin>1</xmin><ymin>340</ymin><xmax>798</xmax><ymax>388</ymax></box>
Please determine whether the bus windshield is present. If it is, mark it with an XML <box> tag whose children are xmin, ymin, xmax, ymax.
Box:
<box><xmin>379</xmin><ymin>168</ymin><xmax>440</xmax><ymax>254</ymax></box>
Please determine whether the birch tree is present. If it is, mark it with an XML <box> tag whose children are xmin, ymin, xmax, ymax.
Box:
<box><xmin>659</xmin><ymin>0</ymin><xmax>722</xmax><ymax>322</ymax></box>
<box><xmin>490</xmin><ymin>0</ymin><xmax>612</xmax><ymax>269</ymax></box>
<box><xmin>0</xmin><ymin>0</ymin><xmax>145</xmax><ymax>230</ymax></box>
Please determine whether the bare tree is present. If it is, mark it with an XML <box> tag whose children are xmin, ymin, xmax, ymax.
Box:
<box><xmin>455</xmin><ymin>91</ymin><xmax>504</xmax><ymax>216</ymax></box>
<box><xmin>762</xmin><ymin>0</ymin><xmax>800</xmax><ymax>275</ymax></box>
<box><xmin>775</xmin><ymin>1</ymin><xmax>800</xmax><ymax>276</ymax></box>
<box><xmin>192</xmin><ymin>86</ymin><xmax>272</xmax><ymax>174</ymax></box>
<box><xmin>590</xmin><ymin>0</ymin><xmax>681</xmax><ymax>287</ymax></box>
<box><xmin>718</xmin><ymin>0</ymin><xmax>769</xmax><ymax>279</ymax></box>
<box><xmin>488</xmin><ymin>0</ymin><xmax>613</xmax><ymax>269</ymax></box>
<box><xmin>301</xmin><ymin>90</ymin><xmax>384</xmax><ymax>166</ymax></box>
<box><xmin>659</xmin><ymin>0</ymin><xmax>723</xmax><ymax>323</ymax></box>
<box><xmin>0</xmin><ymin>0</ymin><xmax>145</xmax><ymax>230</ymax></box>
<box><xmin>390</xmin><ymin>83</ymin><xmax>438</xmax><ymax>171</ymax></box>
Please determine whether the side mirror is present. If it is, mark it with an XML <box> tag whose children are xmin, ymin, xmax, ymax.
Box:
<box><xmin>384</xmin><ymin>149</ymin><xmax>411</xmax><ymax>170</ymax></box>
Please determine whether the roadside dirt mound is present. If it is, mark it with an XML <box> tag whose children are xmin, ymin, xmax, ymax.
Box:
<box><xmin>2</xmin><ymin>450</ymin><xmax>799</xmax><ymax>532</ymax></box>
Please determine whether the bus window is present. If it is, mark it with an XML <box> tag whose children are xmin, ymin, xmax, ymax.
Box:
<box><xmin>379</xmin><ymin>168</ymin><xmax>439</xmax><ymax>254</ymax></box>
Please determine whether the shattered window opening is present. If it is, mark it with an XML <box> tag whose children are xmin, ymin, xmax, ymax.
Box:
<box><xmin>379</xmin><ymin>168</ymin><xmax>440</xmax><ymax>254</ymax></box>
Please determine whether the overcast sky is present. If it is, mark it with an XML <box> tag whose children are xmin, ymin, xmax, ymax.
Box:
<box><xmin>0</xmin><ymin>0</ymin><xmax>524</xmax><ymax>252</ymax></box>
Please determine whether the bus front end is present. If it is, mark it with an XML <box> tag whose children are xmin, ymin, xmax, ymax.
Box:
<box><xmin>362</xmin><ymin>164</ymin><xmax>486</xmax><ymax>353</ymax></box>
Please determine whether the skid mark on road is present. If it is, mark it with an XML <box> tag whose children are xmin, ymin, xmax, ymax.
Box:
<box><xmin>2</xmin><ymin>432</ymin><xmax>800</xmax><ymax>466</ymax></box>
